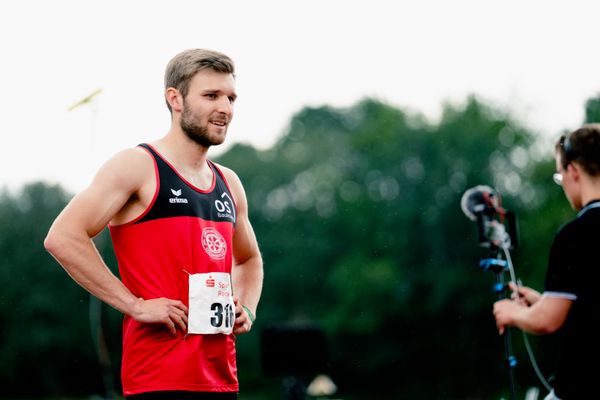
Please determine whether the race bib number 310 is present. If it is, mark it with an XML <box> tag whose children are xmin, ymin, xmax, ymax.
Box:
<box><xmin>188</xmin><ymin>272</ymin><xmax>234</xmax><ymax>335</ymax></box>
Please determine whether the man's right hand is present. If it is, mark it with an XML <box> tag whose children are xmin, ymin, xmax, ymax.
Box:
<box><xmin>132</xmin><ymin>297</ymin><xmax>188</xmax><ymax>335</ymax></box>
<box><xmin>508</xmin><ymin>282</ymin><xmax>541</xmax><ymax>306</ymax></box>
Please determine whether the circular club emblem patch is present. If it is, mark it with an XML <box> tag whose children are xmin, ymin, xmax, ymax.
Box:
<box><xmin>201</xmin><ymin>227</ymin><xmax>227</xmax><ymax>260</ymax></box>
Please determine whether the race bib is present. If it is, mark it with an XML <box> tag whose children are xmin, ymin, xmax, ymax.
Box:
<box><xmin>188</xmin><ymin>272</ymin><xmax>234</xmax><ymax>335</ymax></box>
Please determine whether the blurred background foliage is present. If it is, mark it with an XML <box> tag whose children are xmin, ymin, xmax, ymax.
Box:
<box><xmin>1</xmin><ymin>92</ymin><xmax>599</xmax><ymax>399</ymax></box>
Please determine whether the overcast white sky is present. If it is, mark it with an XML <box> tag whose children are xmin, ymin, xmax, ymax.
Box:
<box><xmin>2</xmin><ymin>0</ymin><xmax>600</xmax><ymax>193</ymax></box>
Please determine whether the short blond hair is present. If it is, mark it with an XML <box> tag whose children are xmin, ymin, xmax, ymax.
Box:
<box><xmin>164</xmin><ymin>49</ymin><xmax>235</xmax><ymax>112</ymax></box>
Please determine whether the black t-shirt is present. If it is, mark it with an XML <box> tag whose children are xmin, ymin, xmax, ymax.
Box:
<box><xmin>544</xmin><ymin>200</ymin><xmax>600</xmax><ymax>399</ymax></box>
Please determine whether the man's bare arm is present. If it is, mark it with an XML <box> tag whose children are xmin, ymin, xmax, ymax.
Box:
<box><xmin>221</xmin><ymin>167</ymin><xmax>263</xmax><ymax>333</ymax></box>
<box><xmin>44</xmin><ymin>148</ymin><xmax>187</xmax><ymax>334</ymax></box>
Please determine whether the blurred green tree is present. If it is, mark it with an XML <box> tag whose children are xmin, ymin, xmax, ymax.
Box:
<box><xmin>584</xmin><ymin>93</ymin><xmax>600</xmax><ymax>123</ymax></box>
<box><xmin>0</xmin><ymin>183</ymin><xmax>112</xmax><ymax>397</ymax></box>
<box><xmin>0</xmin><ymin>93</ymin><xmax>585</xmax><ymax>399</ymax></box>
<box><xmin>220</xmin><ymin>96</ymin><xmax>571</xmax><ymax>398</ymax></box>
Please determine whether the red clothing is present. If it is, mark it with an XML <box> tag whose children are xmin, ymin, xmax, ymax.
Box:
<box><xmin>109</xmin><ymin>144</ymin><xmax>238</xmax><ymax>396</ymax></box>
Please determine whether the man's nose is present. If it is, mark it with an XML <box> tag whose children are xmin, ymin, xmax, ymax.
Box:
<box><xmin>216</xmin><ymin>96</ymin><xmax>233</xmax><ymax>115</ymax></box>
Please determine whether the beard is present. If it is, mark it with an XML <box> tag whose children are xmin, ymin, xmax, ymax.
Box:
<box><xmin>180</xmin><ymin>102</ymin><xmax>227</xmax><ymax>147</ymax></box>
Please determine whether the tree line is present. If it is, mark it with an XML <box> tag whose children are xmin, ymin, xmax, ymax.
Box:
<box><xmin>1</xmin><ymin>94</ymin><xmax>598</xmax><ymax>399</ymax></box>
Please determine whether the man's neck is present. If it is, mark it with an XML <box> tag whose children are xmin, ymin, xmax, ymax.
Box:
<box><xmin>579</xmin><ymin>175</ymin><xmax>600</xmax><ymax>208</ymax></box>
<box><xmin>151</xmin><ymin>129</ymin><xmax>214</xmax><ymax>190</ymax></box>
<box><xmin>162</xmin><ymin>129</ymin><xmax>210</xmax><ymax>164</ymax></box>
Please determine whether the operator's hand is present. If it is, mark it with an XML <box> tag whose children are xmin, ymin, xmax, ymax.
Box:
<box><xmin>233</xmin><ymin>296</ymin><xmax>253</xmax><ymax>335</ymax></box>
<box><xmin>493</xmin><ymin>298</ymin><xmax>526</xmax><ymax>335</ymax></box>
<box><xmin>131</xmin><ymin>297</ymin><xmax>188</xmax><ymax>335</ymax></box>
<box><xmin>508</xmin><ymin>282</ymin><xmax>541</xmax><ymax>306</ymax></box>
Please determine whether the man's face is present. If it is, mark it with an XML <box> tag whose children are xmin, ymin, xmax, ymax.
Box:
<box><xmin>179</xmin><ymin>69</ymin><xmax>237</xmax><ymax>147</ymax></box>
<box><xmin>555</xmin><ymin>152</ymin><xmax>582</xmax><ymax>210</ymax></box>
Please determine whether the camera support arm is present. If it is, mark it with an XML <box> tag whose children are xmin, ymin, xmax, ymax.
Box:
<box><xmin>480</xmin><ymin>246</ymin><xmax>518</xmax><ymax>400</ymax></box>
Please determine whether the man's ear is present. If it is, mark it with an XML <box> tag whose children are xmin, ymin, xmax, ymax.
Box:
<box><xmin>568</xmin><ymin>162</ymin><xmax>582</xmax><ymax>182</ymax></box>
<box><xmin>165</xmin><ymin>87</ymin><xmax>183</xmax><ymax>113</ymax></box>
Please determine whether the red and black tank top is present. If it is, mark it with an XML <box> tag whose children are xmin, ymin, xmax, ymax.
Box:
<box><xmin>108</xmin><ymin>143</ymin><xmax>239</xmax><ymax>396</ymax></box>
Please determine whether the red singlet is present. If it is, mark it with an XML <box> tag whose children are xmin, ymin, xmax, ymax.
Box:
<box><xmin>109</xmin><ymin>144</ymin><xmax>238</xmax><ymax>396</ymax></box>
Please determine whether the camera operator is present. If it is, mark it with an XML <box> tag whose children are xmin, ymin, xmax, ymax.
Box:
<box><xmin>493</xmin><ymin>124</ymin><xmax>600</xmax><ymax>400</ymax></box>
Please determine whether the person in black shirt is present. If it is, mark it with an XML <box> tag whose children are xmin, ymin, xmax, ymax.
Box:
<box><xmin>493</xmin><ymin>123</ymin><xmax>600</xmax><ymax>400</ymax></box>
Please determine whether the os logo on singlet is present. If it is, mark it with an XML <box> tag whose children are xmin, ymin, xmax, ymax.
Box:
<box><xmin>201</xmin><ymin>227</ymin><xmax>227</xmax><ymax>260</ymax></box>
<box><xmin>214</xmin><ymin>192</ymin><xmax>235</xmax><ymax>221</ymax></box>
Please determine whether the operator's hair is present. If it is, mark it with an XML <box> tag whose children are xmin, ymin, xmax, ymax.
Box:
<box><xmin>164</xmin><ymin>48</ymin><xmax>235</xmax><ymax>113</ymax></box>
<box><xmin>556</xmin><ymin>123</ymin><xmax>600</xmax><ymax>177</ymax></box>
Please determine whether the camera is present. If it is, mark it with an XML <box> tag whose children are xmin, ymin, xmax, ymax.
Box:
<box><xmin>460</xmin><ymin>185</ymin><xmax>518</xmax><ymax>250</ymax></box>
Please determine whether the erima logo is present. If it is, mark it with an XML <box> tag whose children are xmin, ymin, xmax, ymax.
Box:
<box><xmin>169</xmin><ymin>188</ymin><xmax>188</xmax><ymax>204</ymax></box>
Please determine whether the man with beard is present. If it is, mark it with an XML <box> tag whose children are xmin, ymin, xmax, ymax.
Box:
<box><xmin>44</xmin><ymin>49</ymin><xmax>263</xmax><ymax>400</ymax></box>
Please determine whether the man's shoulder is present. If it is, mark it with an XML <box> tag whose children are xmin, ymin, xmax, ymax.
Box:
<box><xmin>211</xmin><ymin>161</ymin><xmax>239</xmax><ymax>182</ymax></box>
<box><xmin>97</xmin><ymin>145</ymin><xmax>156</xmax><ymax>187</ymax></box>
<box><xmin>555</xmin><ymin>218</ymin><xmax>577</xmax><ymax>240</ymax></box>
<box><xmin>110</xmin><ymin>145</ymin><xmax>154</xmax><ymax>166</ymax></box>
<box><xmin>553</xmin><ymin>212</ymin><xmax>597</xmax><ymax>250</ymax></box>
